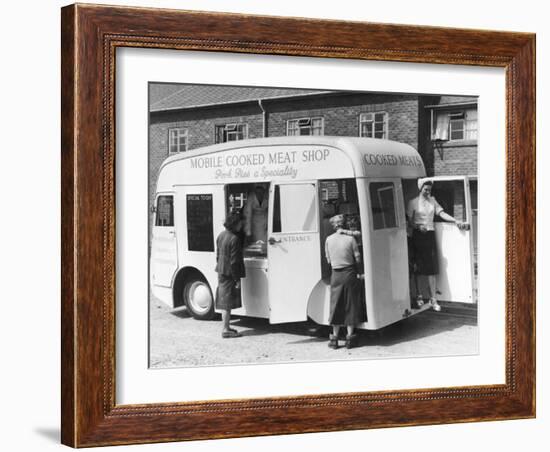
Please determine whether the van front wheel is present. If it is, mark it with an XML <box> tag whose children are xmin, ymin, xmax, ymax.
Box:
<box><xmin>183</xmin><ymin>278</ymin><xmax>215</xmax><ymax>320</ymax></box>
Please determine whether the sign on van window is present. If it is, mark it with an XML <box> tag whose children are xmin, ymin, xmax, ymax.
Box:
<box><xmin>155</xmin><ymin>195</ymin><xmax>174</xmax><ymax>227</ymax></box>
<box><xmin>186</xmin><ymin>194</ymin><xmax>214</xmax><ymax>252</ymax></box>
<box><xmin>369</xmin><ymin>182</ymin><xmax>397</xmax><ymax>230</ymax></box>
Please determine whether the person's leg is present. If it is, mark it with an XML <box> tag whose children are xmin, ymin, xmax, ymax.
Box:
<box><xmin>329</xmin><ymin>325</ymin><xmax>340</xmax><ymax>349</ymax></box>
<box><xmin>413</xmin><ymin>231</ymin><xmax>425</xmax><ymax>307</ymax></box>
<box><xmin>221</xmin><ymin>309</ymin><xmax>242</xmax><ymax>337</ymax></box>
<box><xmin>428</xmin><ymin>275</ymin><xmax>441</xmax><ymax>311</ymax></box>
<box><xmin>415</xmin><ymin>274</ymin><xmax>425</xmax><ymax>307</ymax></box>
<box><xmin>221</xmin><ymin>309</ymin><xmax>231</xmax><ymax>332</ymax></box>
<box><xmin>427</xmin><ymin>275</ymin><xmax>436</xmax><ymax>298</ymax></box>
<box><xmin>345</xmin><ymin>325</ymin><xmax>357</xmax><ymax>349</ymax></box>
<box><xmin>427</xmin><ymin>231</ymin><xmax>441</xmax><ymax>311</ymax></box>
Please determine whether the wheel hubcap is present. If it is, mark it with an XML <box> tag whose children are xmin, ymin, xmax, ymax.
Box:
<box><xmin>187</xmin><ymin>281</ymin><xmax>213</xmax><ymax>314</ymax></box>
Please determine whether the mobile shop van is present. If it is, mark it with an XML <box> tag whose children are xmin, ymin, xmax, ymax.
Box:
<box><xmin>151</xmin><ymin>136</ymin><xmax>477</xmax><ymax>331</ymax></box>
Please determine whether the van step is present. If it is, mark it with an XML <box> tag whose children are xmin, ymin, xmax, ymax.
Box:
<box><xmin>432</xmin><ymin>301</ymin><xmax>478</xmax><ymax>318</ymax></box>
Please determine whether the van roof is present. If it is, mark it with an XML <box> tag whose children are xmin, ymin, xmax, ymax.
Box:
<box><xmin>160</xmin><ymin>136</ymin><xmax>426</xmax><ymax>179</ymax></box>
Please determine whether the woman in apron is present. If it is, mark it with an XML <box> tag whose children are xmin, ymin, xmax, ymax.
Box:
<box><xmin>406</xmin><ymin>180</ymin><xmax>467</xmax><ymax>311</ymax></box>
<box><xmin>243</xmin><ymin>185</ymin><xmax>268</xmax><ymax>243</ymax></box>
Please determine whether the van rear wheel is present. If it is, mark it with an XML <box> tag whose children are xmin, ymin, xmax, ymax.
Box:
<box><xmin>183</xmin><ymin>277</ymin><xmax>215</xmax><ymax>320</ymax></box>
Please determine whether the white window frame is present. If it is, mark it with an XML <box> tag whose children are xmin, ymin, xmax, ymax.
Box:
<box><xmin>272</xmin><ymin>182</ymin><xmax>319</xmax><ymax>234</ymax></box>
<box><xmin>359</xmin><ymin>111</ymin><xmax>388</xmax><ymax>139</ymax></box>
<box><xmin>168</xmin><ymin>128</ymin><xmax>188</xmax><ymax>154</ymax></box>
<box><xmin>431</xmin><ymin>107</ymin><xmax>478</xmax><ymax>142</ymax></box>
<box><xmin>449</xmin><ymin>111</ymin><xmax>466</xmax><ymax>140</ymax></box>
<box><xmin>369</xmin><ymin>181</ymin><xmax>398</xmax><ymax>231</ymax></box>
<box><xmin>215</xmin><ymin>123</ymin><xmax>248</xmax><ymax>143</ymax></box>
<box><xmin>286</xmin><ymin>117</ymin><xmax>324</xmax><ymax>136</ymax></box>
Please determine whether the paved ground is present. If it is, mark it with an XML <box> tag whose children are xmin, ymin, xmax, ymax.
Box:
<box><xmin>149</xmin><ymin>296</ymin><xmax>478</xmax><ymax>368</ymax></box>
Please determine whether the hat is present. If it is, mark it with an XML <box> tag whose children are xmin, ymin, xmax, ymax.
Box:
<box><xmin>329</xmin><ymin>214</ymin><xmax>345</xmax><ymax>230</ymax></box>
<box><xmin>417</xmin><ymin>179</ymin><xmax>433</xmax><ymax>191</ymax></box>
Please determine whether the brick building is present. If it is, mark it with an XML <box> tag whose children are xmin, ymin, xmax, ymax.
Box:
<box><xmin>149</xmin><ymin>84</ymin><xmax>478</xmax><ymax>208</ymax></box>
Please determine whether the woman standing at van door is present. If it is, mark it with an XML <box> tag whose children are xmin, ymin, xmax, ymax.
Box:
<box><xmin>325</xmin><ymin>214</ymin><xmax>366</xmax><ymax>349</ymax></box>
<box><xmin>407</xmin><ymin>180</ymin><xmax>467</xmax><ymax>311</ymax></box>
<box><xmin>215</xmin><ymin>213</ymin><xmax>246</xmax><ymax>338</ymax></box>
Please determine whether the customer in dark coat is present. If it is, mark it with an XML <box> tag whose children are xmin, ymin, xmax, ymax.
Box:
<box><xmin>215</xmin><ymin>213</ymin><xmax>246</xmax><ymax>338</ymax></box>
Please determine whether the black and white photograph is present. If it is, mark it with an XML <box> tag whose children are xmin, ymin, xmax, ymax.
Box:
<box><xmin>148</xmin><ymin>83</ymin><xmax>479</xmax><ymax>368</ymax></box>
<box><xmin>2</xmin><ymin>0</ymin><xmax>544</xmax><ymax>450</ymax></box>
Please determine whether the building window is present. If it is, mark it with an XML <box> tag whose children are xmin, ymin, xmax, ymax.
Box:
<box><xmin>168</xmin><ymin>128</ymin><xmax>188</xmax><ymax>154</ymax></box>
<box><xmin>287</xmin><ymin>117</ymin><xmax>324</xmax><ymax>136</ymax></box>
<box><xmin>432</xmin><ymin>108</ymin><xmax>477</xmax><ymax>141</ymax></box>
<box><xmin>215</xmin><ymin>123</ymin><xmax>248</xmax><ymax>143</ymax></box>
<box><xmin>359</xmin><ymin>112</ymin><xmax>388</xmax><ymax>139</ymax></box>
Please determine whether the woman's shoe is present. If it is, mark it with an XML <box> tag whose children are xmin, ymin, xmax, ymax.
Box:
<box><xmin>345</xmin><ymin>334</ymin><xmax>357</xmax><ymax>349</ymax></box>
<box><xmin>222</xmin><ymin>330</ymin><xmax>242</xmax><ymax>338</ymax></box>
<box><xmin>328</xmin><ymin>334</ymin><xmax>339</xmax><ymax>349</ymax></box>
<box><xmin>415</xmin><ymin>294</ymin><xmax>425</xmax><ymax>308</ymax></box>
<box><xmin>429</xmin><ymin>297</ymin><xmax>442</xmax><ymax>312</ymax></box>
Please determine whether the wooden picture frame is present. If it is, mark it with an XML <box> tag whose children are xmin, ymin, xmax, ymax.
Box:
<box><xmin>61</xmin><ymin>3</ymin><xmax>535</xmax><ymax>447</ymax></box>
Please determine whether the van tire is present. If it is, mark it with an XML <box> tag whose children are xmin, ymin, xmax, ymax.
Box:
<box><xmin>183</xmin><ymin>276</ymin><xmax>215</xmax><ymax>320</ymax></box>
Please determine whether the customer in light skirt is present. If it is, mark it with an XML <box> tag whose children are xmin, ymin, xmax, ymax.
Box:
<box><xmin>325</xmin><ymin>214</ymin><xmax>366</xmax><ymax>349</ymax></box>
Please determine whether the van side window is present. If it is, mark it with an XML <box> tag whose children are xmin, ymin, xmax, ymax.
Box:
<box><xmin>155</xmin><ymin>195</ymin><xmax>174</xmax><ymax>227</ymax></box>
<box><xmin>272</xmin><ymin>184</ymin><xmax>317</xmax><ymax>233</ymax></box>
<box><xmin>370</xmin><ymin>182</ymin><xmax>397</xmax><ymax>229</ymax></box>
<box><xmin>186</xmin><ymin>194</ymin><xmax>214</xmax><ymax>252</ymax></box>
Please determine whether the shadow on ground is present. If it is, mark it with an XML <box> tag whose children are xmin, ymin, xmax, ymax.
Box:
<box><xmin>219</xmin><ymin>308</ymin><xmax>477</xmax><ymax>350</ymax></box>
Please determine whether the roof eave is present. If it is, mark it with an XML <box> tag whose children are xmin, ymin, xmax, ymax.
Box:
<box><xmin>424</xmin><ymin>100</ymin><xmax>478</xmax><ymax>109</ymax></box>
<box><xmin>150</xmin><ymin>90</ymin><xmax>340</xmax><ymax>114</ymax></box>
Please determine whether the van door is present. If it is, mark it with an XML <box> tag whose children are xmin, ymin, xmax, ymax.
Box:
<box><xmin>430</xmin><ymin>177</ymin><xmax>475</xmax><ymax>304</ymax></box>
<box><xmin>267</xmin><ymin>182</ymin><xmax>321</xmax><ymax>324</ymax></box>
<box><xmin>151</xmin><ymin>193</ymin><xmax>178</xmax><ymax>287</ymax></box>
<box><xmin>366</xmin><ymin>179</ymin><xmax>410</xmax><ymax>329</ymax></box>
